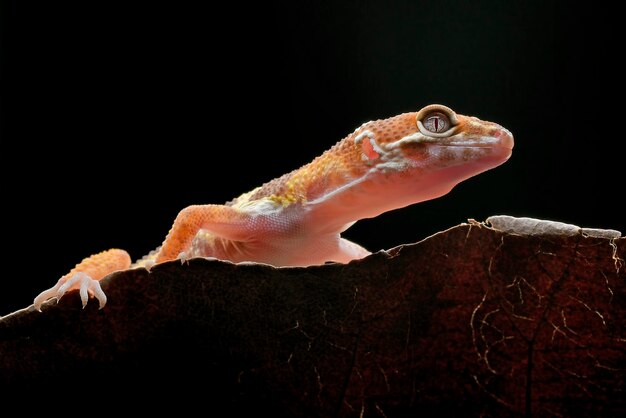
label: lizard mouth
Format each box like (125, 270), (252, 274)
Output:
(443, 128), (514, 150)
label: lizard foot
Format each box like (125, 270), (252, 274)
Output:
(34, 272), (107, 311)
(177, 251), (191, 264)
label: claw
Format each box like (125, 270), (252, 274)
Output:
(79, 275), (90, 308)
(33, 279), (63, 311)
(92, 281), (107, 309)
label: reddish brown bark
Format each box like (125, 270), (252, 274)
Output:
(1, 217), (624, 416)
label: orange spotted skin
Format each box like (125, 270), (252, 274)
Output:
(63, 249), (131, 281)
(243, 138), (369, 207)
(34, 104), (514, 309)
(239, 113), (423, 207)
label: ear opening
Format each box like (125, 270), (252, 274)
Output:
(361, 137), (381, 160)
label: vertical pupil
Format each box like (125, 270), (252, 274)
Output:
(423, 113), (449, 133)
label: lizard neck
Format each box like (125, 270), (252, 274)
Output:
(300, 165), (454, 234)
(303, 144), (512, 234)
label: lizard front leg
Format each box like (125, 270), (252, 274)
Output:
(155, 204), (255, 263)
(33, 205), (254, 310)
(34, 248), (131, 311)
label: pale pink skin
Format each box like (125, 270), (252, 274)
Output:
(34, 104), (513, 310)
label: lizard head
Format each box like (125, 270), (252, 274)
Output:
(355, 104), (513, 173)
(348, 104), (514, 209)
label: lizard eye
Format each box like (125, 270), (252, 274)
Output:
(422, 112), (450, 133)
(416, 104), (458, 137)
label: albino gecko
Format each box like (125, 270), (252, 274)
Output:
(34, 104), (514, 310)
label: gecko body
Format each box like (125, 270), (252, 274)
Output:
(34, 104), (513, 310)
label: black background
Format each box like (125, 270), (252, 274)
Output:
(1, 1), (623, 314)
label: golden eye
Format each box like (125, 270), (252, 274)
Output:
(422, 112), (450, 133)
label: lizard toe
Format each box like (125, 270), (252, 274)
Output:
(33, 280), (63, 311)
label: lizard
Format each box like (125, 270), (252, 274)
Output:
(33, 104), (514, 311)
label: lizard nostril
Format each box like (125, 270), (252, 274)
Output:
(494, 128), (514, 150)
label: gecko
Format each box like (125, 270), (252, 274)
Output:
(33, 104), (514, 310)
